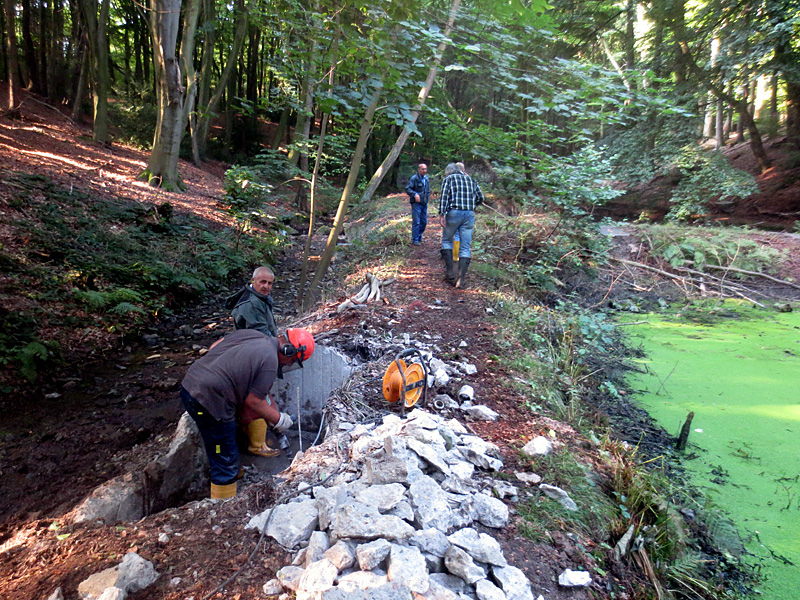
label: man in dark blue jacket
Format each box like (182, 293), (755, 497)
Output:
(405, 162), (430, 246)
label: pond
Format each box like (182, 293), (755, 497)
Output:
(627, 306), (800, 600)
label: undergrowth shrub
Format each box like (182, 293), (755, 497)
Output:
(601, 115), (757, 222)
(0, 313), (61, 385)
(0, 172), (283, 385)
(644, 225), (784, 273)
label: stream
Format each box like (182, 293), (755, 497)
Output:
(627, 305), (800, 600)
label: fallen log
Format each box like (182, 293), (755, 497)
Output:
(337, 275), (395, 313)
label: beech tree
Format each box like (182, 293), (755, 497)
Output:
(139, 0), (201, 190)
(77, 0), (111, 143)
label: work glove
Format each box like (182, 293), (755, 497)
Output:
(272, 412), (294, 434)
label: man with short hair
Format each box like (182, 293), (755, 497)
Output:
(405, 162), (430, 246)
(226, 266), (278, 336)
(180, 327), (315, 498)
(439, 162), (485, 288)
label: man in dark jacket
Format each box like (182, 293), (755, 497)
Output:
(226, 266), (278, 336)
(405, 162), (430, 246)
(224, 266), (280, 457)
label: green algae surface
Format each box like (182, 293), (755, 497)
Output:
(628, 307), (800, 600)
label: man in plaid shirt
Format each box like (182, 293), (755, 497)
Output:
(438, 163), (484, 288)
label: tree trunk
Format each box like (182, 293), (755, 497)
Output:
(38, 0), (48, 97)
(302, 90), (381, 311)
(48, 0), (64, 102)
(77, 0), (111, 144)
(767, 75), (778, 138)
(736, 83), (747, 144)
(624, 0), (635, 69)
(3, 0), (20, 110)
(679, 42), (771, 171)
(72, 44), (89, 119)
(703, 39), (720, 140)
(193, 0), (247, 162)
(140, 0), (198, 190)
(296, 112), (329, 310)
(272, 105), (290, 149)
(357, 0), (461, 205)
(21, 0), (41, 92)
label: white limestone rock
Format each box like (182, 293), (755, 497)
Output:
(521, 436), (552, 457)
(409, 528), (451, 557)
(492, 565), (534, 600)
(325, 540), (356, 571)
(462, 405), (500, 421)
(473, 492), (510, 528)
(558, 569), (592, 587)
(539, 484), (578, 511)
(356, 539), (392, 571)
(447, 528), (507, 567)
(408, 475), (454, 532)
(476, 578), (507, 600)
(444, 545), (487, 584)
(298, 559), (339, 593)
(387, 543), (430, 594)
(329, 500), (414, 542)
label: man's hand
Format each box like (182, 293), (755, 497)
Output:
(272, 412), (294, 434)
(414, 194), (421, 203)
(439, 215), (446, 227)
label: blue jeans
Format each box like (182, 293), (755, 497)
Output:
(181, 386), (240, 485)
(411, 202), (428, 243)
(441, 210), (475, 258)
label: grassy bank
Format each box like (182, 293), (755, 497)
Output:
(0, 172), (286, 390)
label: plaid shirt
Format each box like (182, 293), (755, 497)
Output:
(439, 172), (484, 215)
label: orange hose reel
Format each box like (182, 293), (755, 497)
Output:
(382, 349), (428, 413)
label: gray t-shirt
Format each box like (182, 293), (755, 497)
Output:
(182, 330), (278, 422)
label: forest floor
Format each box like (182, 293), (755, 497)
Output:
(2, 90), (800, 599)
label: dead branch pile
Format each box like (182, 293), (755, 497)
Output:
(336, 273), (395, 313)
(605, 256), (800, 307)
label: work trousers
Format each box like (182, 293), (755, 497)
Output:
(441, 210), (475, 258)
(180, 386), (239, 485)
(411, 202), (428, 243)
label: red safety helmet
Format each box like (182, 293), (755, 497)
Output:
(280, 328), (316, 366)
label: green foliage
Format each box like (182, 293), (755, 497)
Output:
(107, 101), (160, 149)
(533, 147), (625, 218)
(224, 165), (274, 211)
(666, 150), (758, 222)
(645, 225), (784, 274)
(602, 439), (688, 562)
(602, 116), (757, 222)
(73, 287), (146, 313)
(0, 313), (61, 383)
(518, 448), (617, 542)
(0, 172), (284, 387)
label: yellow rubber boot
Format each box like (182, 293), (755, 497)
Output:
(210, 481), (237, 499)
(245, 419), (280, 457)
(452, 240), (460, 262)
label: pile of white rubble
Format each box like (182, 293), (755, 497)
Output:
(246, 408), (550, 600)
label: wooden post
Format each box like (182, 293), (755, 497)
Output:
(676, 411), (694, 451)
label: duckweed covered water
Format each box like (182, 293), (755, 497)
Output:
(628, 306), (800, 600)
